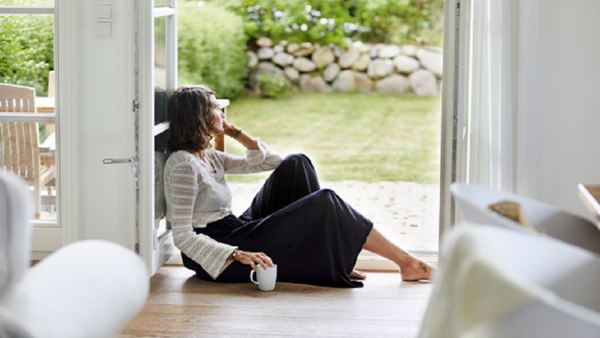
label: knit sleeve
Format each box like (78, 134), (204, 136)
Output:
(167, 161), (237, 279)
(216, 139), (283, 174)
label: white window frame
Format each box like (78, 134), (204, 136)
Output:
(0, 2), (81, 258)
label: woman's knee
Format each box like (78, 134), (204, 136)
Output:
(282, 153), (312, 168)
(311, 188), (337, 202)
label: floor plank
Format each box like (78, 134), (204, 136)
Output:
(117, 266), (433, 338)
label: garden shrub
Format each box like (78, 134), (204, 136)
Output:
(205, 0), (444, 46)
(257, 73), (289, 99)
(354, 0), (444, 46)
(0, 2), (54, 96)
(178, 2), (248, 98)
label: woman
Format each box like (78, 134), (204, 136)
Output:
(164, 85), (434, 288)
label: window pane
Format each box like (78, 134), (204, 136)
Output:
(0, 121), (56, 220)
(0, 13), (54, 96)
(154, 16), (167, 90)
(154, 0), (167, 8)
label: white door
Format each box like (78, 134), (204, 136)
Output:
(137, 0), (178, 275)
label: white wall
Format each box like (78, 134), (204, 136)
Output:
(517, 0), (600, 218)
(77, 0), (136, 248)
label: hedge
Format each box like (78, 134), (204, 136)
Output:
(178, 2), (248, 98)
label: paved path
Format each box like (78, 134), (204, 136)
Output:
(229, 181), (440, 253)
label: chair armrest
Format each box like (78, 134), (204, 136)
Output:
(0, 240), (149, 338)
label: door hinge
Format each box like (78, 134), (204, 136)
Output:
(132, 100), (139, 112)
(135, 243), (139, 254)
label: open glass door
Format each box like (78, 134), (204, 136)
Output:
(439, 0), (468, 245)
(138, 0), (177, 275)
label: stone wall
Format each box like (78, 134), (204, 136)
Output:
(247, 37), (443, 95)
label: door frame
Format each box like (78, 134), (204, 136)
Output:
(138, 0), (178, 275)
(439, 0), (469, 248)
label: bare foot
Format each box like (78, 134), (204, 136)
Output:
(350, 269), (367, 280)
(399, 258), (436, 282)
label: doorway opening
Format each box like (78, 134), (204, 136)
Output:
(173, 0), (447, 269)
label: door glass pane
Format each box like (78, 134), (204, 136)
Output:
(154, 130), (169, 236)
(0, 11), (56, 221)
(154, 16), (167, 90)
(154, 12), (170, 236)
(0, 121), (57, 220)
(154, 0), (167, 8)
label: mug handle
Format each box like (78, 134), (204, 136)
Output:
(250, 270), (259, 285)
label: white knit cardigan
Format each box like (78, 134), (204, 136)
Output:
(164, 140), (283, 279)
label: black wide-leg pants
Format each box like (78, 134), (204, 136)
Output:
(181, 154), (374, 288)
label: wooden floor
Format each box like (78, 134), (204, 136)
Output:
(117, 266), (433, 338)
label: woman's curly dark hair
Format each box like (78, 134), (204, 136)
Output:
(167, 85), (216, 153)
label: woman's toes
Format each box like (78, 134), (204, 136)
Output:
(350, 269), (367, 280)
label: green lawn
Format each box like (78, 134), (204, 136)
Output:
(223, 92), (442, 184)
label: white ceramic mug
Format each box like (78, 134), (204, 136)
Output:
(250, 265), (277, 292)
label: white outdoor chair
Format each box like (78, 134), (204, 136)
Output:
(0, 83), (56, 218)
(451, 182), (600, 255)
(419, 225), (600, 338)
(0, 172), (149, 338)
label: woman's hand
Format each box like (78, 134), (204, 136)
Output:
(234, 250), (275, 271)
(221, 115), (237, 137)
